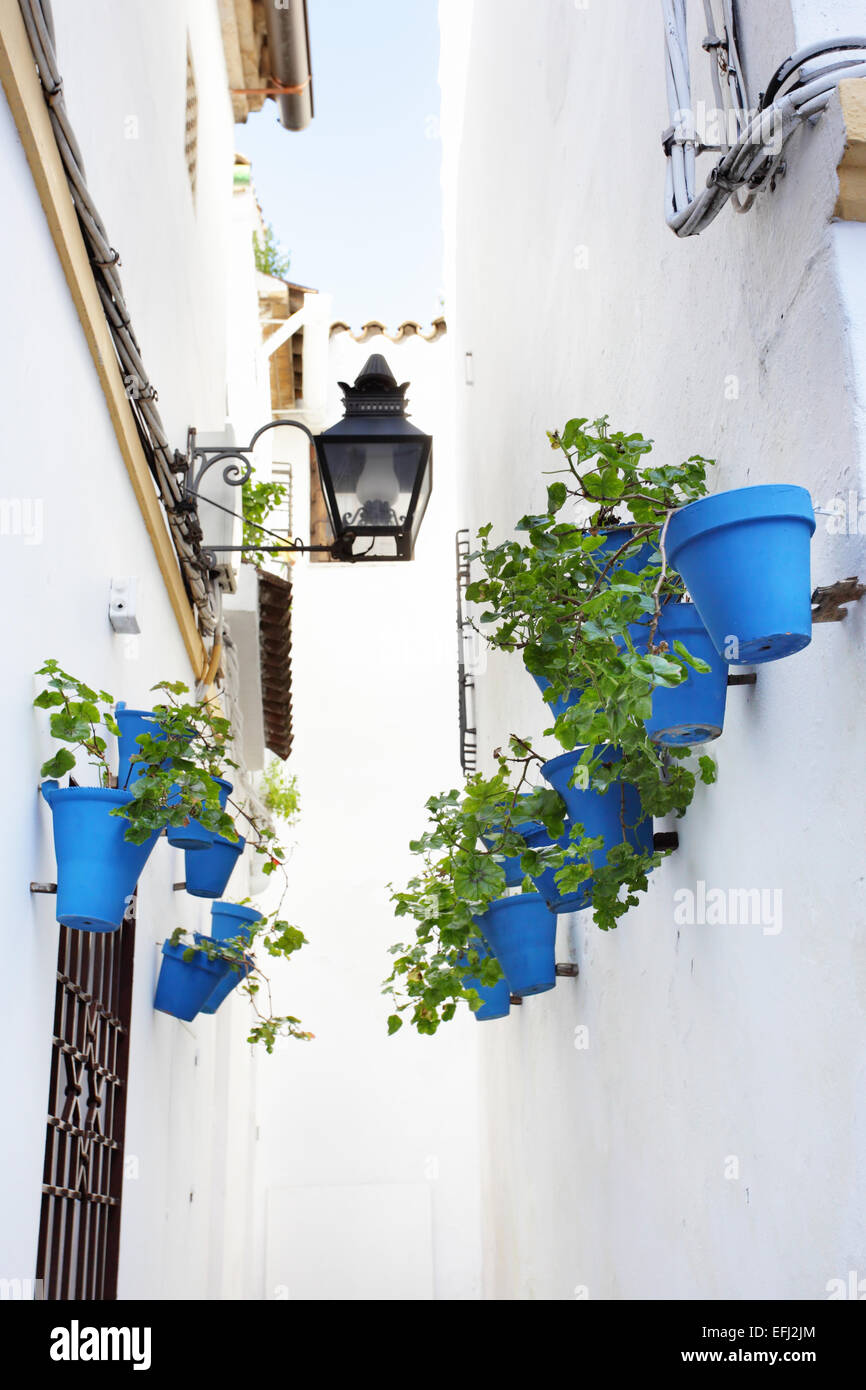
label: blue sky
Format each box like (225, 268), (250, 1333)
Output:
(236, 0), (442, 329)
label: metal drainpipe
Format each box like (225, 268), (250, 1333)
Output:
(263, 0), (314, 131)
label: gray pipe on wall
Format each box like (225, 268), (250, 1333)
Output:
(263, 0), (314, 131)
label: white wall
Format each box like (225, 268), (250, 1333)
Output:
(0, 0), (268, 1299)
(441, 0), (866, 1299)
(252, 326), (483, 1301)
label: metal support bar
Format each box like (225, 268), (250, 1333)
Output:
(172, 882), (186, 892)
(811, 576), (866, 622)
(30, 882), (57, 893)
(728, 672), (757, 686)
(555, 962), (580, 977)
(653, 831), (679, 852)
(509, 994), (523, 1006)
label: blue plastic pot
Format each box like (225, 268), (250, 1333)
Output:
(166, 777), (233, 851)
(183, 832), (245, 899)
(515, 821), (589, 913)
(199, 954), (252, 1015)
(529, 672), (583, 720)
(115, 703), (194, 790)
(475, 894), (557, 997)
(481, 814), (541, 890)
(41, 783), (160, 932)
(642, 602), (729, 744)
(527, 620), (652, 721)
(480, 794), (540, 887)
(665, 485), (816, 663)
(154, 935), (231, 1021)
(457, 939), (511, 1021)
(210, 900), (264, 942)
(541, 750), (653, 863)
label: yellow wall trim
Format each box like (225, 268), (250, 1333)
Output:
(0, 0), (208, 679)
(836, 79), (866, 222)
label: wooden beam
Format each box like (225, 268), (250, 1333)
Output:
(836, 79), (866, 222)
(0, 0), (208, 679)
(261, 305), (306, 359)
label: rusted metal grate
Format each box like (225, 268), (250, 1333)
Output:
(35, 905), (136, 1300)
(456, 529), (478, 775)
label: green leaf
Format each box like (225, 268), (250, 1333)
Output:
(40, 748), (76, 778)
(547, 481), (568, 514)
(672, 639), (711, 674)
(387, 1014), (403, 1035)
(33, 690), (65, 708)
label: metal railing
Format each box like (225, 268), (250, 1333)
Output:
(455, 529), (478, 775)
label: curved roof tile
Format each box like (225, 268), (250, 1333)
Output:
(329, 316), (447, 343)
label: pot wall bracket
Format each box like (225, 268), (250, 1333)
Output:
(811, 577), (866, 623)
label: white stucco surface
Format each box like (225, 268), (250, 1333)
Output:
(440, 0), (866, 1299)
(0, 1), (267, 1299)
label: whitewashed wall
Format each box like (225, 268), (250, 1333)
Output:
(441, 0), (866, 1299)
(252, 326), (483, 1301)
(0, 1), (267, 1299)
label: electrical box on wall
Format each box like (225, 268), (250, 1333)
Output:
(109, 577), (141, 634)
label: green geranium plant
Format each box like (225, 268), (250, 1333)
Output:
(384, 418), (718, 1035)
(35, 663), (236, 844)
(35, 660), (309, 1049)
(168, 910), (312, 1053)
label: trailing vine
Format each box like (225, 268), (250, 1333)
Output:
(384, 418), (718, 1035)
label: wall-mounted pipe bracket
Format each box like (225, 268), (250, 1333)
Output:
(728, 672), (757, 686)
(812, 577), (866, 623)
(654, 831), (679, 852)
(30, 882), (57, 893)
(509, 994), (523, 1006)
(555, 963), (580, 978)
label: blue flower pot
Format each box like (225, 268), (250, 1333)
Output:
(183, 832), (245, 899)
(475, 894), (557, 997)
(527, 620), (652, 721)
(529, 672), (583, 720)
(665, 485), (816, 663)
(520, 821), (590, 913)
(154, 935), (231, 1021)
(642, 602), (729, 744)
(541, 750), (653, 864)
(197, 903), (263, 1013)
(481, 806), (542, 888)
(209, 900), (264, 942)
(457, 939), (511, 1021)
(166, 777), (233, 851)
(41, 782), (160, 932)
(199, 954), (252, 1015)
(115, 704), (194, 790)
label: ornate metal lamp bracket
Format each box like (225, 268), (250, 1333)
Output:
(180, 419), (316, 504)
(177, 420), (340, 569)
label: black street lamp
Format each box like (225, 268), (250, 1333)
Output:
(315, 355), (432, 560)
(181, 354), (433, 568)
